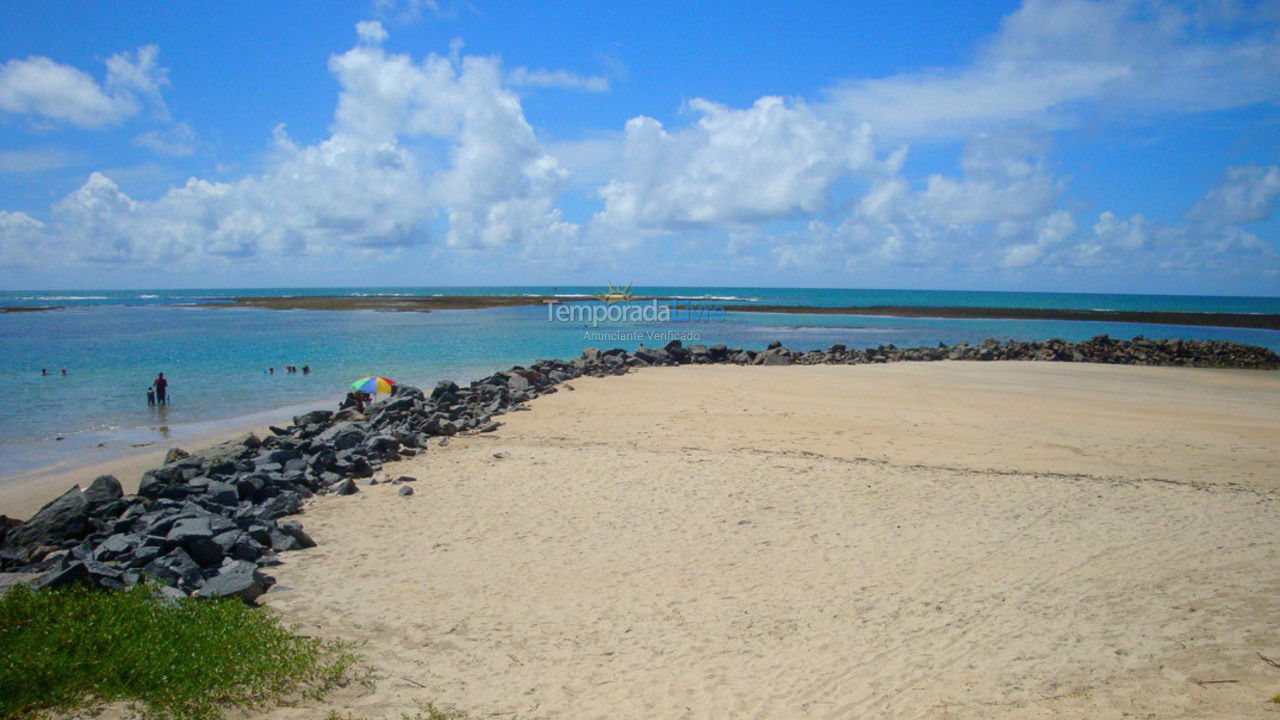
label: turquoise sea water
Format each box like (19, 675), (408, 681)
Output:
(2, 286), (1277, 480)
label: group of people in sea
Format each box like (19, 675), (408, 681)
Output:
(40, 368), (68, 376)
(146, 372), (168, 406)
(268, 365), (310, 375)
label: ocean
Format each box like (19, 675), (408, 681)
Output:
(2, 286), (1278, 480)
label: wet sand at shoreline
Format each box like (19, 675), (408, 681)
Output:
(241, 362), (1280, 719)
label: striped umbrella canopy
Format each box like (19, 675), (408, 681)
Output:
(350, 376), (395, 395)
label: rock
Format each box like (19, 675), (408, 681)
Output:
(137, 466), (183, 499)
(293, 409), (333, 427)
(393, 476), (417, 484)
(142, 548), (203, 590)
(195, 560), (274, 603)
(92, 533), (140, 562)
(507, 374), (532, 394)
(761, 349), (793, 366)
(204, 481), (239, 506)
(184, 536), (224, 567)
(333, 478), (359, 496)
(231, 534), (265, 562)
(31, 561), (90, 590)
(316, 422), (366, 451)
(277, 521), (316, 549)
(398, 485), (415, 497)
(3, 486), (91, 553)
(83, 475), (123, 507)
(163, 447), (190, 465)
(166, 517), (214, 545)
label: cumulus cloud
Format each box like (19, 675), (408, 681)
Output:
(0, 210), (48, 261)
(327, 27), (574, 247)
(594, 96), (877, 231)
(1185, 164), (1280, 225)
(0, 22), (577, 271)
(825, 0), (1280, 140)
(0, 46), (169, 128)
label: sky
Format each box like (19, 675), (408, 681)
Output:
(0, 0), (1278, 294)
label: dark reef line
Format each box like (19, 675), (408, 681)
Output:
(721, 304), (1280, 330)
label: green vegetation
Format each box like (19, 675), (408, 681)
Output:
(0, 583), (360, 720)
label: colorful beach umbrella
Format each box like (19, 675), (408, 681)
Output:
(350, 376), (395, 394)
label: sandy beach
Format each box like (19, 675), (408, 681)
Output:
(197, 361), (1278, 719)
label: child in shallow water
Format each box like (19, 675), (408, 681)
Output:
(146, 387), (156, 406)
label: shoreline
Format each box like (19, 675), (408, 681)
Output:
(3, 334), (1276, 521)
(0, 396), (342, 518)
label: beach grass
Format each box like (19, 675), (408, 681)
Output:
(0, 583), (360, 720)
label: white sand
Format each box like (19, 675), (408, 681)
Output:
(244, 362), (1280, 719)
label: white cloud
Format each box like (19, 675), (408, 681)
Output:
(0, 46), (169, 128)
(0, 210), (54, 268)
(372, 0), (444, 23)
(999, 210), (1078, 268)
(327, 30), (575, 247)
(1185, 164), (1280, 225)
(133, 122), (197, 156)
(594, 96), (877, 231)
(0, 148), (82, 174)
(1092, 211), (1150, 251)
(824, 0), (1280, 141)
(0, 22), (577, 271)
(507, 67), (609, 92)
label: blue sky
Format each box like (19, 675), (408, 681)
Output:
(1, 0), (1277, 294)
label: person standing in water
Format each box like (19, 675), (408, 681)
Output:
(153, 373), (168, 406)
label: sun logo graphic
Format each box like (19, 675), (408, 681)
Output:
(592, 282), (635, 304)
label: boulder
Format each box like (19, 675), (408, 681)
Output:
(167, 517), (215, 545)
(184, 536), (224, 567)
(195, 561), (274, 603)
(204, 481), (240, 506)
(92, 533), (141, 562)
(83, 475), (123, 507)
(31, 561), (90, 591)
(398, 485), (415, 497)
(293, 409), (333, 427)
(142, 548), (203, 590)
(3, 486), (91, 553)
(277, 520), (316, 549)
(316, 422), (366, 451)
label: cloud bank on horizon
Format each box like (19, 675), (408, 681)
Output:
(0, 0), (1277, 294)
